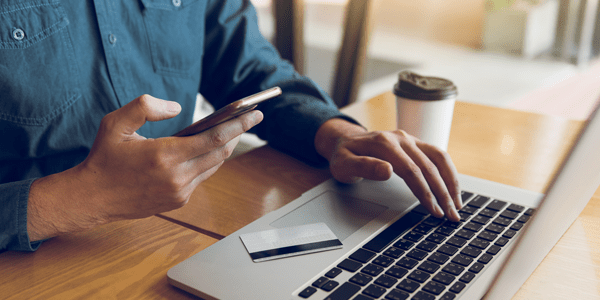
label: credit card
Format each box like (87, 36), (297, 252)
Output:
(239, 223), (343, 262)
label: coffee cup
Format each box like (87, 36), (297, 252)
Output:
(393, 71), (458, 151)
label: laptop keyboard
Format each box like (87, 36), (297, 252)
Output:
(296, 191), (534, 300)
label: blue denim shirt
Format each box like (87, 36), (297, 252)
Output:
(0, 0), (350, 251)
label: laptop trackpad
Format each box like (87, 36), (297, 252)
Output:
(269, 191), (388, 241)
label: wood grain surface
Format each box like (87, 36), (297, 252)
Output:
(0, 217), (216, 300)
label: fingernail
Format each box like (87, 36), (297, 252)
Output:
(434, 205), (444, 217)
(166, 101), (181, 113)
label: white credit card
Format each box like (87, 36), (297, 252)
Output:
(239, 222), (343, 262)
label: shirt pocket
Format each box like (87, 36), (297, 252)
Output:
(0, 1), (81, 126)
(140, 0), (205, 78)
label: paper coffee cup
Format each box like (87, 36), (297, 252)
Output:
(394, 71), (457, 151)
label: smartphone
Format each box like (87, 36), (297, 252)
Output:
(173, 87), (282, 137)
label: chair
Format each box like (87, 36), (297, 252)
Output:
(273, 0), (378, 107)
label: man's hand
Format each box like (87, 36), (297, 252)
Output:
(27, 94), (263, 241)
(315, 118), (462, 221)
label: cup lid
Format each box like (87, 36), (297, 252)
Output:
(393, 71), (457, 101)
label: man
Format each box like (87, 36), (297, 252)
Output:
(0, 0), (461, 252)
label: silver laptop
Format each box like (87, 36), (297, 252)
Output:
(168, 99), (600, 300)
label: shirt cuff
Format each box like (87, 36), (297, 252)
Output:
(0, 178), (43, 252)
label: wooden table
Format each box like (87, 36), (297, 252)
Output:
(1, 92), (598, 299)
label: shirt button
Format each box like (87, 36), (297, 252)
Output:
(12, 28), (25, 41)
(172, 0), (181, 7)
(109, 33), (117, 44)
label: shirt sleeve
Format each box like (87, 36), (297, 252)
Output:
(200, 0), (359, 166)
(0, 179), (43, 252)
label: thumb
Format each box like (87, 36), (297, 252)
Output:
(111, 94), (182, 135)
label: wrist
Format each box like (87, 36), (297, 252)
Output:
(314, 118), (367, 162)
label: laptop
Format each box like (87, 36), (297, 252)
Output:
(168, 99), (600, 300)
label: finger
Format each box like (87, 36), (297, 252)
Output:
(417, 141), (462, 209)
(106, 94), (182, 135)
(173, 110), (263, 161)
(330, 148), (393, 183)
(402, 140), (460, 222)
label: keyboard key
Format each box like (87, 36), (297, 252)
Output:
(506, 203), (525, 213)
(449, 281), (467, 294)
(385, 289), (410, 300)
(478, 231), (498, 242)
(386, 265), (409, 279)
(422, 281), (446, 295)
(396, 257), (419, 269)
(479, 208), (498, 218)
(438, 244), (459, 256)
(363, 212), (425, 253)
(350, 248), (376, 263)
(408, 270), (431, 283)
(524, 208), (535, 215)
(472, 214), (491, 225)
(322, 280), (339, 291)
(447, 236), (468, 248)
(492, 216), (512, 227)
(407, 249), (429, 261)
(397, 279), (420, 293)
(469, 262), (485, 273)
(323, 282), (360, 300)
(373, 255), (395, 267)
(461, 191), (474, 202)
(469, 238), (490, 250)
(485, 224), (505, 235)
(353, 295), (372, 300)
(413, 224), (435, 235)
(312, 277), (329, 288)
(486, 199), (507, 211)
(503, 230), (517, 239)
(444, 220), (463, 229)
(510, 222), (524, 231)
(468, 195), (490, 208)
(363, 284), (387, 298)
(423, 216), (445, 227)
(325, 268), (343, 278)
(428, 252), (450, 265)
(418, 261), (441, 273)
(459, 272), (476, 283)
(517, 215), (531, 223)
(338, 259), (362, 272)
(435, 226), (456, 236)
(383, 247), (405, 259)
(461, 246), (482, 258)
(393, 239), (414, 251)
(458, 212), (470, 222)
(426, 233), (447, 244)
(441, 292), (457, 300)
(417, 241), (438, 252)
(451, 254), (473, 267)
(404, 231), (424, 243)
(487, 245), (502, 255)
(456, 229), (476, 240)
(349, 273), (373, 286)
(460, 205), (478, 215)
(478, 253), (494, 264)
(495, 237), (509, 247)
(361, 264), (384, 277)
(413, 291), (436, 300)
(500, 210), (519, 220)
(463, 222), (483, 232)
(374, 274), (398, 289)
(432, 272), (456, 285)
(299, 286), (317, 298)
(442, 263), (465, 276)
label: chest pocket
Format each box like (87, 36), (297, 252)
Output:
(140, 0), (205, 78)
(0, 1), (80, 125)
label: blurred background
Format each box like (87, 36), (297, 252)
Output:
(250, 0), (600, 120)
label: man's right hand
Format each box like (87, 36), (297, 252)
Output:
(26, 95), (263, 241)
